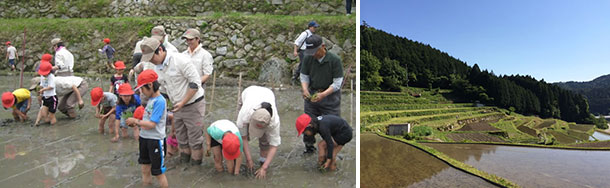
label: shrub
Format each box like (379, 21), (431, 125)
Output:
(404, 126), (433, 140)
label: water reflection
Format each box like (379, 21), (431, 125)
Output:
(589, 131), (610, 141)
(424, 143), (610, 188)
(360, 134), (496, 187)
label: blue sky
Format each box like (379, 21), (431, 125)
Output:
(361, 0), (610, 82)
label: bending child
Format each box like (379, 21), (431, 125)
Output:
(90, 87), (117, 134)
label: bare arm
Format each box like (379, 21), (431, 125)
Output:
(241, 135), (254, 170)
(126, 117), (157, 130)
(201, 75), (210, 85)
(71, 85), (83, 104)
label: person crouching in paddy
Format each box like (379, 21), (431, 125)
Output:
(2, 88), (31, 122)
(125, 70), (168, 188)
(295, 113), (353, 171)
(113, 83), (141, 142)
(206, 119), (242, 175)
(34, 59), (57, 126)
(90, 87), (117, 135)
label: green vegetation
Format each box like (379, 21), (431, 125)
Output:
(404, 126), (432, 140)
(556, 74), (610, 115)
(361, 87), (604, 147)
(361, 24), (594, 124)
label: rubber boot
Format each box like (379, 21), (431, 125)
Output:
(180, 153), (190, 164)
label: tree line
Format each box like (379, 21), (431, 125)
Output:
(361, 24), (603, 126)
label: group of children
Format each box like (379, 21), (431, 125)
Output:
(2, 32), (353, 188)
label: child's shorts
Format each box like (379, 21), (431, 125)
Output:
(42, 96), (58, 113)
(138, 137), (167, 176)
(8, 59), (14, 66)
(15, 99), (28, 113)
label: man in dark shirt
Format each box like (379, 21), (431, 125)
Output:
(299, 34), (344, 154)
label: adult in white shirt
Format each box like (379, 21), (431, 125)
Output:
(181, 28), (214, 87)
(140, 37), (206, 165)
(236, 86), (281, 179)
(5, 41), (17, 71)
(30, 76), (88, 119)
(51, 38), (75, 76)
(292, 21), (319, 84)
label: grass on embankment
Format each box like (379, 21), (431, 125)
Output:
(378, 133), (520, 188)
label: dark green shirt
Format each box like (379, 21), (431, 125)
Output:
(300, 52), (343, 90)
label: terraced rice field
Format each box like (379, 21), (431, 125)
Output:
(446, 133), (506, 142)
(458, 120), (501, 131)
(361, 88), (596, 145)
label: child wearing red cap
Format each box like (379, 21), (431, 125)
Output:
(99, 38), (115, 69)
(110, 61), (128, 95)
(2, 88), (31, 122)
(206, 119), (243, 175)
(112, 83), (141, 142)
(5, 41), (18, 71)
(91, 87), (118, 134)
(295, 113), (352, 171)
(34, 58), (57, 126)
(125, 70), (168, 187)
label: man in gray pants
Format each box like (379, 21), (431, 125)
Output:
(299, 34), (343, 154)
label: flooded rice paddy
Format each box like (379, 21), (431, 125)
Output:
(423, 143), (610, 188)
(589, 131), (610, 141)
(360, 134), (497, 188)
(0, 75), (356, 187)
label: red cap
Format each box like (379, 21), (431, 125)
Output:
(90, 87), (104, 106)
(118, 83), (134, 95)
(114, 61), (126, 70)
(295, 113), (312, 137)
(2, 92), (15, 108)
(133, 106), (145, 120)
(135, 70), (158, 90)
(222, 132), (240, 160)
(103, 38), (110, 44)
(38, 61), (53, 76)
(41, 53), (53, 62)
(5, 41), (10, 45)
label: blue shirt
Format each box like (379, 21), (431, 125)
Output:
(115, 95), (141, 127)
(140, 95), (166, 140)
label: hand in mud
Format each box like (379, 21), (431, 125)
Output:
(255, 168), (267, 179)
(246, 159), (255, 172)
(322, 159), (331, 169)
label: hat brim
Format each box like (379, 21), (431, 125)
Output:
(119, 90), (135, 96)
(2, 97), (14, 109)
(222, 147), (240, 160)
(141, 53), (154, 63)
(115, 66), (126, 70)
(28, 84), (38, 91)
(181, 35), (196, 40)
(303, 46), (321, 56)
(248, 124), (266, 140)
(91, 97), (102, 106)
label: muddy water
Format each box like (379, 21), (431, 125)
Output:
(589, 131), (610, 141)
(0, 76), (356, 187)
(423, 143), (610, 188)
(360, 134), (497, 188)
